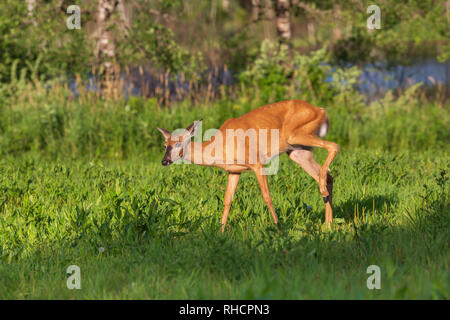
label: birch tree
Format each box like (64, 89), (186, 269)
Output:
(95, 0), (119, 92)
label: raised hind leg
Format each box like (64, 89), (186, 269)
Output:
(287, 135), (338, 198)
(288, 142), (337, 225)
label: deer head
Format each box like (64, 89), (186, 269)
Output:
(157, 119), (202, 166)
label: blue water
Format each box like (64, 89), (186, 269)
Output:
(358, 60), (449, 98)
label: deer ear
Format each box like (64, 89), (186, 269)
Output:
(157, 127), (171, 140)
(185, 119), (202, 137)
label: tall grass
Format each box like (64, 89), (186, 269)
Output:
(0, 77), (448, 160)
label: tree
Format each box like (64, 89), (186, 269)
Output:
(26, 0), (37, 25)
(274, 0), (291, 46)
(249, 0), (291, 50)
(95, 0), (119, 92)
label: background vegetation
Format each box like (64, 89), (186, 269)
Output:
(0, 0), (448, 299)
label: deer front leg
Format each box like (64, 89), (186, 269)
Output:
(324, 173), (333, 224)
(253, 167), (279, 226)
(221, 173), (241, 233)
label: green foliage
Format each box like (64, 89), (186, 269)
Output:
(332, 0), (449, 64)
(119, 21), (205, 77)
(0, 0), (207, 84)
(0, 79), (448, 160)
(239, 42), (366, 107)
(0, 0), (448, 86)
(293, 48), (341, 106)
(239, 40), (291, 102)
(0, 0), (92, 83)
(437, 42), (450, 63)
(0, 149), (448, 298)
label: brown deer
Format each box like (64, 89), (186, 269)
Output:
(157, 100), (339, 232)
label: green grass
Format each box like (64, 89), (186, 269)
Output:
(1, 93), (449, 159)
(0, 87), (449, 299)
(0, 148), (448, 299)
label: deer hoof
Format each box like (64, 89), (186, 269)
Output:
(323, 196), (329, 203)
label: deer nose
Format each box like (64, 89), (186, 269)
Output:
(162, 159), (170, 166)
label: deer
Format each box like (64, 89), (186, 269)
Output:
(157, 100), (339, 232)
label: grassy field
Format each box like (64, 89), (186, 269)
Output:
(0, 148), (448, 299)
(0, 93), (449, 299)
(0, 0), (449, 301)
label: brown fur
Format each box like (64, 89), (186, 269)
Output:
(158, 100), (339, 232)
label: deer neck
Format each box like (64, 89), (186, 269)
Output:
(183, 140), (215, 166)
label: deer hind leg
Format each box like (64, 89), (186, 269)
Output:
(289, 148), (320, 182)
(287, 134), (339, 225)
(221, 173), (241, 233)
(289, 149), (334, 224)
(252, 167), (279, 226)
(288, 148), (334, 197)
